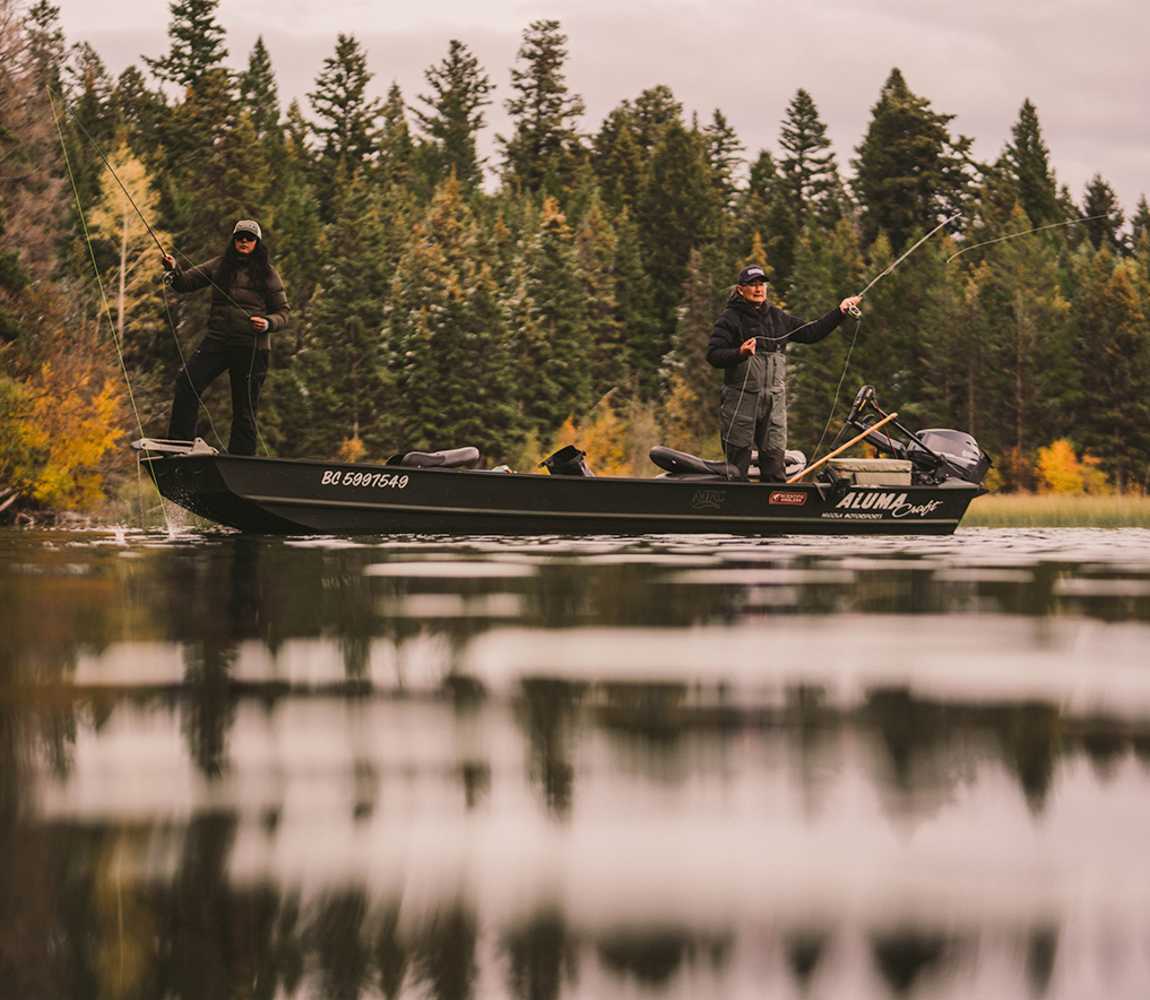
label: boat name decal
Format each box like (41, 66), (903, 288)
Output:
(768, 491), (807, 506)
(827, 491), (945, 519)
(321, 470), (410, 490)
(690, 489), (725, 511)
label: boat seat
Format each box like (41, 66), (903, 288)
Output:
(649, 446), (742, 479)
(390, 446), (481, 469)
(650, 446), (808, 480)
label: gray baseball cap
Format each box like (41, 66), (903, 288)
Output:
(232, 219), (263, 240)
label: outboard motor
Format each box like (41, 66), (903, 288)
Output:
(845, 385), (992, 486)
(911, 429), (992, 485)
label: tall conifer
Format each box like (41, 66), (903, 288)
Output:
(413, 40), (493, 192)
(1070, 251), (1150, 489)
(500, 20), (585, 196)
(778, 88), (844, 229)
(1006, 99), (1059, 227)
(1081, 174), (1126, 254)
(308, 34), (381, 201)
(852, 68), (972, 250)
(144, 0), (227, 91)
(387, 177), (519, 460)
(575, 192), (623, 400)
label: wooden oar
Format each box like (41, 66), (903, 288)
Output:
(785, 411), (899, 484)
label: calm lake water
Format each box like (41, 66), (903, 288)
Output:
(4, 524), (1150, 999)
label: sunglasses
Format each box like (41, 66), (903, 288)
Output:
(234, 233), (258, 243)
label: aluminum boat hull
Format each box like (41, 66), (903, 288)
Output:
(142, 453), (983, 536)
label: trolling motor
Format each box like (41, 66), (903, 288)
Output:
(843, 386), (992, 486)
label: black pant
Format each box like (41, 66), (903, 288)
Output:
(167, 341), (269, 455)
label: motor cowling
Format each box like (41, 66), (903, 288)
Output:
(911, 429), (992, 485)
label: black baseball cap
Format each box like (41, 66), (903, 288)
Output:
(737, 265), (767, 285)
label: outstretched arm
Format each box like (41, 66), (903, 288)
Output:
(163, 255), (219, 294)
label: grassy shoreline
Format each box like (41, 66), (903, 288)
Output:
(964, 493), (1150, 528)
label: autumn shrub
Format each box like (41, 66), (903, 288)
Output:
(1035, 438), (1111, 494)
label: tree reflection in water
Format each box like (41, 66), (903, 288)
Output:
(5, 530), (1150, 996)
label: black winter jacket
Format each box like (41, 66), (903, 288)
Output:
(170, 256), (290, 350)
(706, 294), (843, 386)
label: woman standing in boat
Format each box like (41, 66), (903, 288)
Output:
(706, 264), (860, 482)
(161, 220), (290, 455)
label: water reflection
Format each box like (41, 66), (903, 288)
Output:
(3, 527), (1150, 997)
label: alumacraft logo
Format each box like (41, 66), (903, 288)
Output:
(829, 491), (945, 519)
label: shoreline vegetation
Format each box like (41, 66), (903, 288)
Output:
(964, 493), (1150, 528)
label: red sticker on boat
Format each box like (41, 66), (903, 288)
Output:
(769, 491), (807, 506)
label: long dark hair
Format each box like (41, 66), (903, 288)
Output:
(214, 237), (271, 297)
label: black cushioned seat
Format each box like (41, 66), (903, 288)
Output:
(389, 446), (481, 469)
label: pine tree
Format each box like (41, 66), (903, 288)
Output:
(1070, 250), (1150, 489)
(24, 0), (65, 95)
(144, 0), (227, 91)
(522, 196), (591, 431)
(635, 119), (722, 390)
(286, 174), (391, 458)
(378, 83), (415, 190)
(1081, 174), (1126, 254)
(239, 37), (282, 158)
(499, 20), (586, 196)
(968, 204), (1069, 486)
(631, 85), (683, 153)
(307, 34), (381, 200)
(785, 218), (866, 453)
(62, 42), (118, 214)
(778, 88), (844, 230)
(1006, 99), (1060, 227)
(591, 104), (644, 214)
(114, 65), (166, 153)
(704, 109), (743, 214)
(413, 39), (493, 192)
(1131, 195), (1150, 251)
(574, 191), (623, 400)
(386, 176), (520, 461)
(613, 208), (662, 397)
(852, 68), (973, 250)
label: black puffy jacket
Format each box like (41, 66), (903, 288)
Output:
(706, 294), (843, 386)
(170, 256), (290, 349)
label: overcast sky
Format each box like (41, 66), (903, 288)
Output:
(50, 0), (1150, 214)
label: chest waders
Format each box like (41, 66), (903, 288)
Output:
(720, 351), (787, 481)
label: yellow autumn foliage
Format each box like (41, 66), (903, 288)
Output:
(1035, 438), (1112, 495)
(3, 364), (124, 510)
(337, 435), (366, 463)
(547, 394), (663, 478)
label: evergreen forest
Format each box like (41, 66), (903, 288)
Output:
(3, 0), (1150, 517)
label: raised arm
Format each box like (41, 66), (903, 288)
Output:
(165, 256), (221, 294)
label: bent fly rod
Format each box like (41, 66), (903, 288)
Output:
(845, 211), (962, 316)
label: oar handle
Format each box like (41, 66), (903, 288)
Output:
(785, 410), (900, 484)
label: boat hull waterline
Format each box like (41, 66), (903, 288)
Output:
(142, 453), (983, 536)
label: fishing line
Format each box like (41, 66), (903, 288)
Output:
(719, 213), (958, 480)
(62, 95), (272, 456)
(47, 84), (168, 529)
(944, 214), (1105, 264)
(160, 280), (225, 450)
(807, 313), (863, 466)
(854, 212), (962, 306)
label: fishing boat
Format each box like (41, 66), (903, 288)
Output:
(133, 386), (990, 536)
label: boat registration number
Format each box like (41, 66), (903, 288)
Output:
(321, 470), (409, 489)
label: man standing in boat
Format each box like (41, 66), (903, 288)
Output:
(161, 220), (290, 455)
(707, 265), (860, 482)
